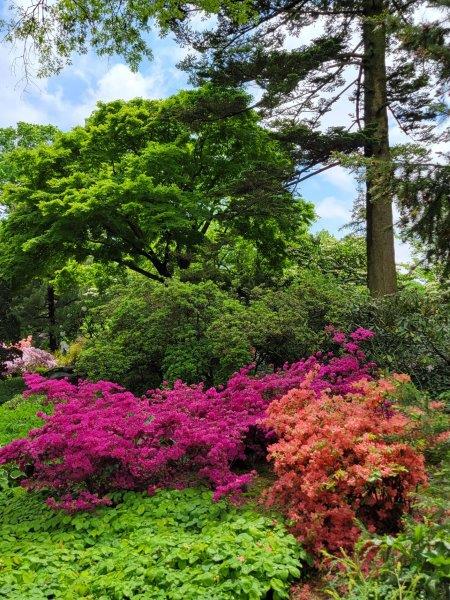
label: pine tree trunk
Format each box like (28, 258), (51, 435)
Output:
(47, 285), (58, 352)
(363, 0), (397, 296)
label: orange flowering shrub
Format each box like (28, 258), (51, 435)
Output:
(265, 376), (427, 556)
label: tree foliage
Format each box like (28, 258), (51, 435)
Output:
(0, 86), (312, 283)
(3, 0), (448, 294)
(0, 122), (59, 186)
(395, 154), (449, 273)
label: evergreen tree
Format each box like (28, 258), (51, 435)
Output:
(173, 0), (449, 295)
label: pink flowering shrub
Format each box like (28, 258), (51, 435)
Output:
(0, 328), (379, 511)
(0, 374), (266, 510)
(3, 337), (57, 375)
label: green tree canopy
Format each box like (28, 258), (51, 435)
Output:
(2, 1), (448, 294)
(0, 122), (59, 185)
(0, 122), (61, 346)
(0, 86), (313, 284)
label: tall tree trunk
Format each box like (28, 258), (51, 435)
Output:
(47, 285), (58, 352)
(363, 0), (397, 296)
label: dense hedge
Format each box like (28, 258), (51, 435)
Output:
(0, 487), (305, 600)
(75, 275), (357, 392)
(73, 276), (449, 396)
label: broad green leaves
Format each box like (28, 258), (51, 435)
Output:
(0, 487), (304, 599)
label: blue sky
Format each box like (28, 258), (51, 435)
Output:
(0, 14), (416, 263)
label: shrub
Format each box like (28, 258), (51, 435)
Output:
(76, 274), (364, 392)
(56, 337), (85, 367)
(76, 279), (252, 392)
(346, 285), (450, 395)
(3, 337), (57, 375)
(0, 377), (24, 405)
(0, 330), (377, 510)
(0, 487), (305, 600)
(391, 379), (450, 468)
(322, 394), (450, 598)
(264, 376), (427, 556)
(0, 345), (21, 378)
(230, 270), (365, 369)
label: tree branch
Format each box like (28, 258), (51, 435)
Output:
(290, 161), (341, 185)
(118, 259), (165, 282)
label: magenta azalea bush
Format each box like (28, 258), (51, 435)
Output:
(0, 328), (377, 511)
(3, 337), (57, 376)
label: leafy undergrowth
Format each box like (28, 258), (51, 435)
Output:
(0, 487), (306, 600)
(0, 393), (50, 447)
(322, 519), (450, 600)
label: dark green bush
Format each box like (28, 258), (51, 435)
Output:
(346, 285), (450, 395)
(0, 377), (24, 405)
(0, 487), (305, 599)
(76, 279), (252, 392)
(76, 273), (362, 392)
(75, 270), (448, 395)
(242, 270), (363, 367)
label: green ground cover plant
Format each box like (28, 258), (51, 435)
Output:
(0, 487), (305, 600)
(0, 393), (50, 490)
(324, 520), (450, 600)
(0, 393), (49, 447)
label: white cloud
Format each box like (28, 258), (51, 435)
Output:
(395, 238), (413, 265)
(393, 206), (413, 265)
(68, 62), (170, 125)
(284, 21), (325, 49)
(321, 165), (356, 193)
(0, 44), (54, 126)
(315, 195), (351, 221)
(0, 41), (183, 130)
(98, 63), (164, 100)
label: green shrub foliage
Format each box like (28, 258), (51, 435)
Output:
(76, 273), (359, 391)
(348, 285), (450, 394)
(0, 377), (24, 405)
(76, 279), (252, 391)
(325, 521), (450, 600)
(0, 487), (305, 599)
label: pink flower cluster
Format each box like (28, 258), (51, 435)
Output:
(2, 336), (57, 375)
(0, 328), (378, 511)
